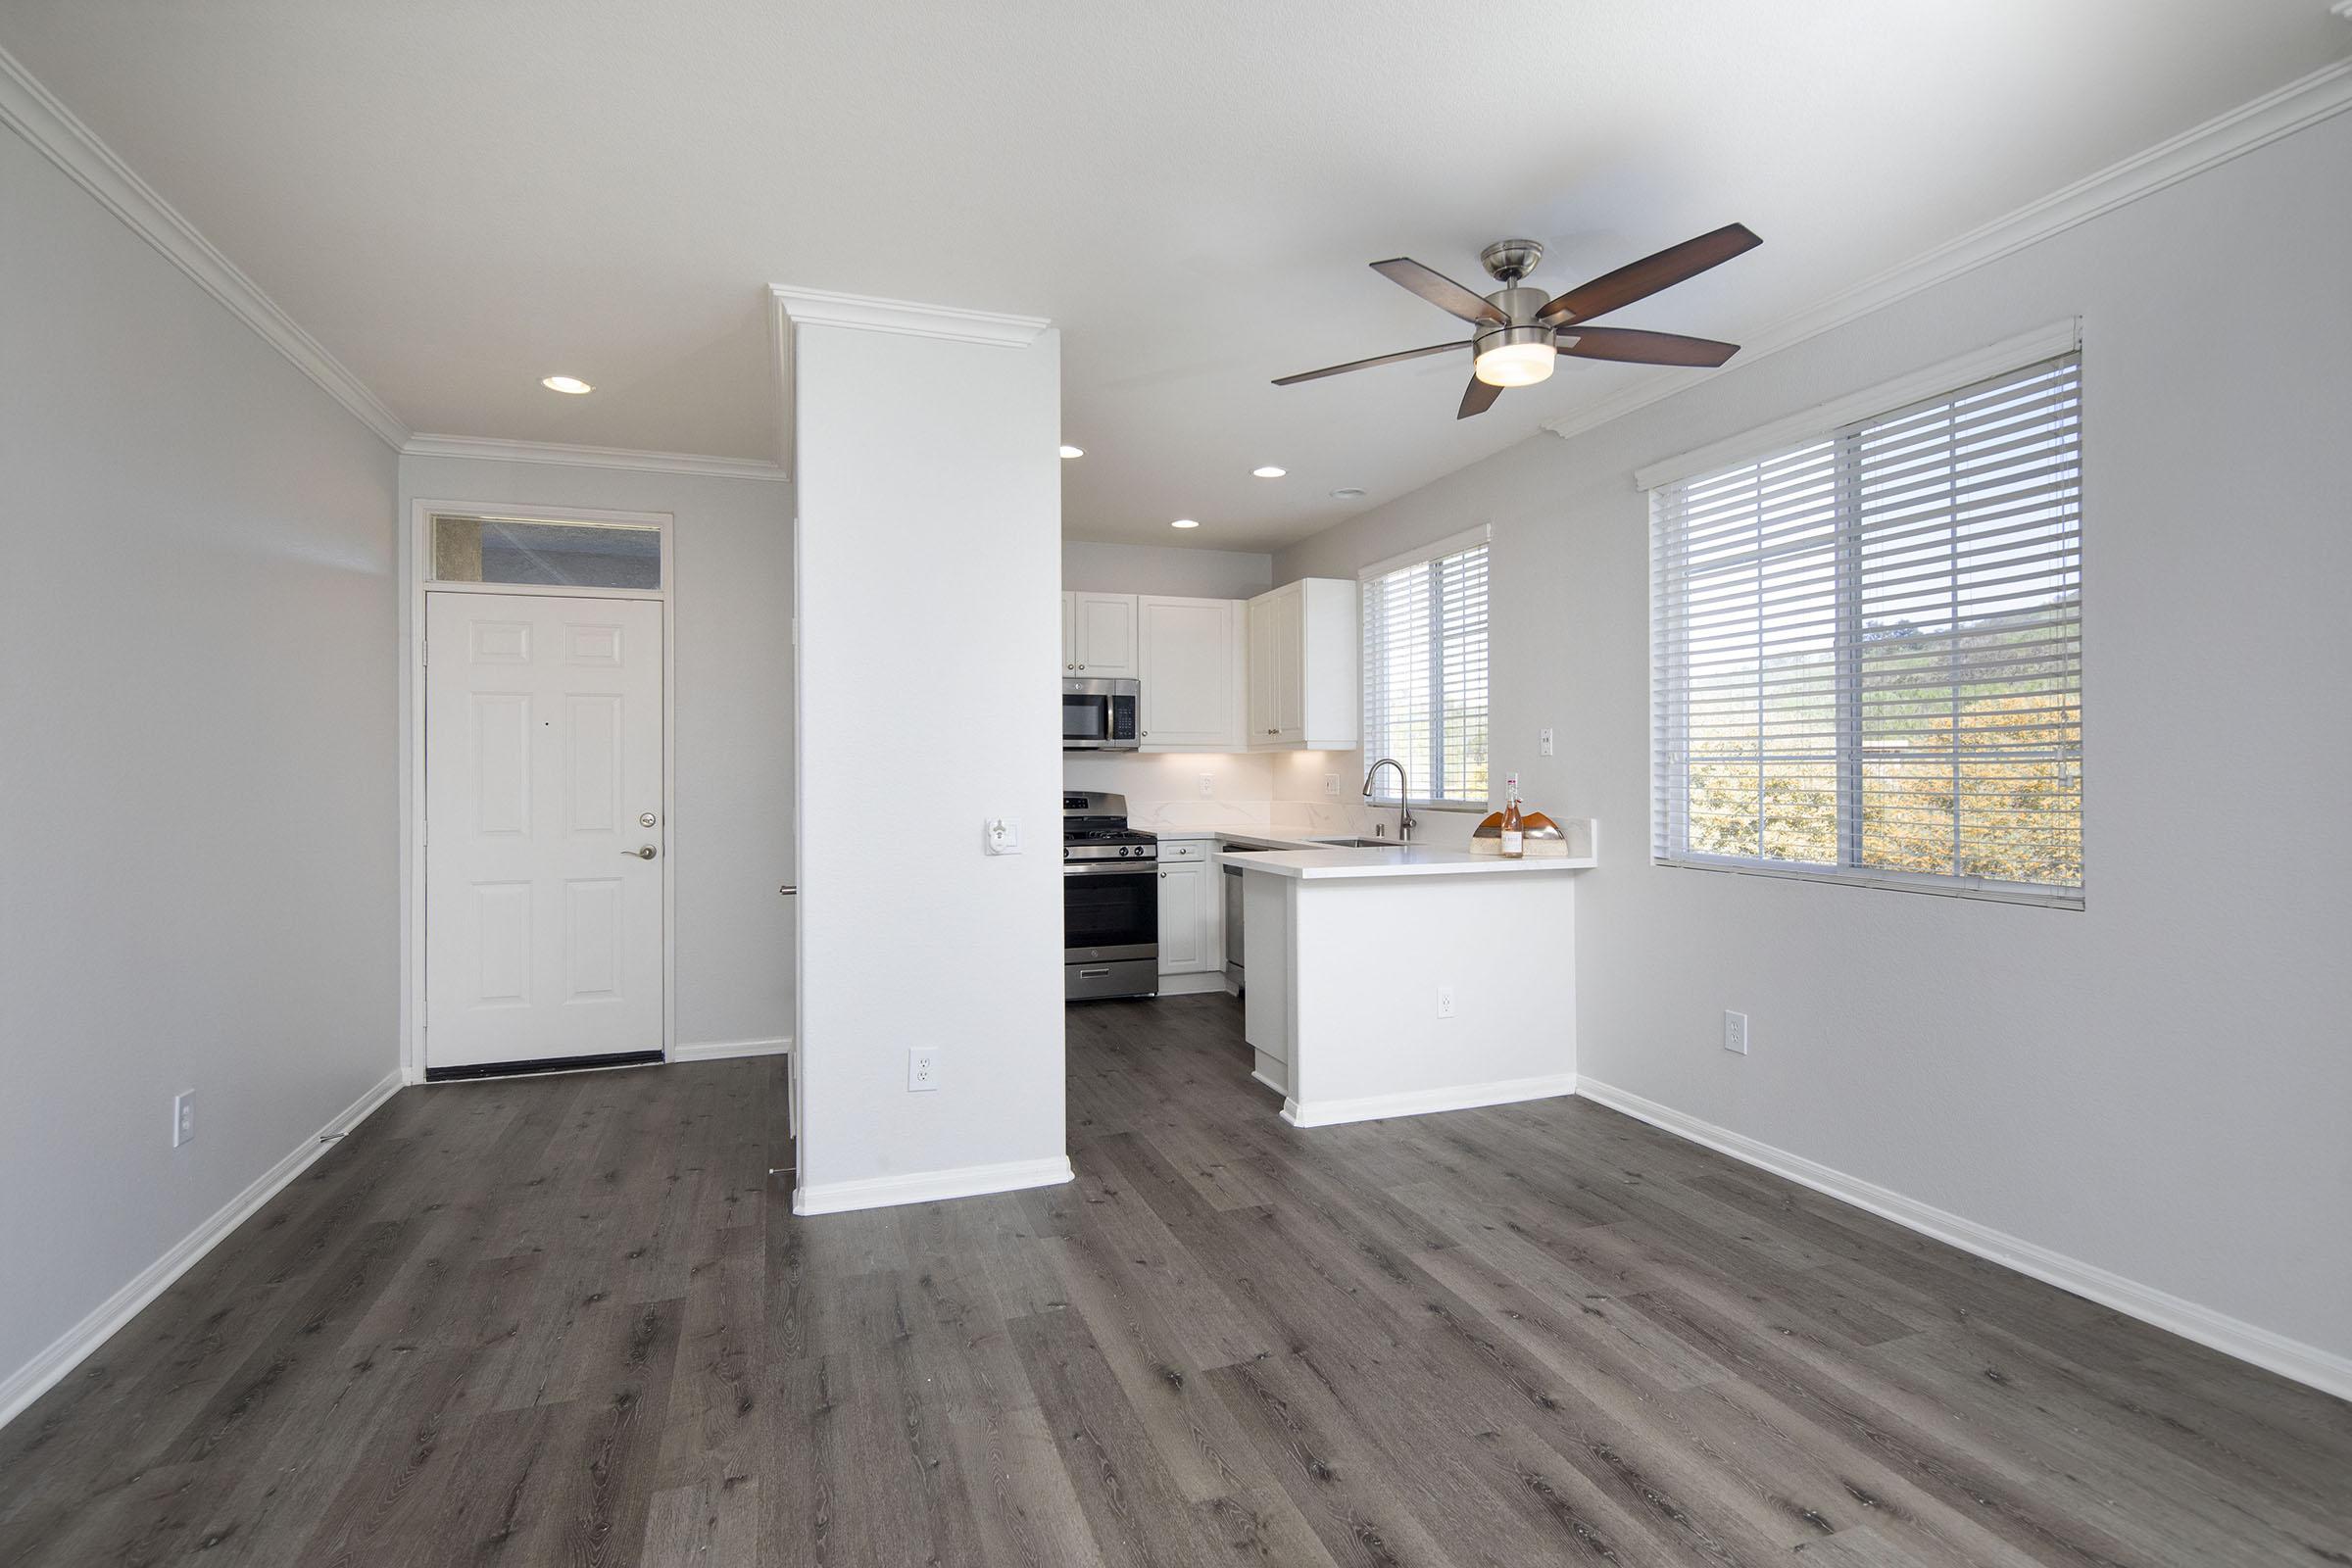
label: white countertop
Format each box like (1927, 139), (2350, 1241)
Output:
(1218, 844), (1592, 880)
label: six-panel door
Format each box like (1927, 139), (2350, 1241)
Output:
(424, 592), (665, 1070)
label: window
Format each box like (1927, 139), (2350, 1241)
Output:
(1650, 352), (2082, 904)
(1361, 527), (1490, 807)
(431, 514), (663, 590)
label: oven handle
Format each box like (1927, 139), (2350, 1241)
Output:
(1077, 967), (1113, 978)
(1062, 861), (1159, 877)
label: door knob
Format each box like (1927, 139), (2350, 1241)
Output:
(625, 845), (657, 859)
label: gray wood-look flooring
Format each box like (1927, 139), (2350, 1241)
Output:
(3, 993), (2346, 1566)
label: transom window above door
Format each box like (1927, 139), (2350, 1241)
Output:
(431, 514), (663, 591)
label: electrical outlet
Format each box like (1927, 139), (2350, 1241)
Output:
(907, 1049), (940, 1092)
(984, 817), (1019, 855)
(1723, 1010), (1750, 1055)
(1324, 772), (1340, 798)
(1540, 727), (1555, 757)
(1198, 772), (1214, 799)
(172, 1090), (196, 1148)
(1437, 986), (1456, 1019)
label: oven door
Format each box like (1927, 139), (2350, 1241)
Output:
(1062, 862), (1158, 961)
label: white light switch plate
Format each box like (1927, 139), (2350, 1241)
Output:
(985, 817), (1020, 855)
(1540, 727), (1555, 757)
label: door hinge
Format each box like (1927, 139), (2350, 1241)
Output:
(421, 817), (429, 846)
(420, 639), (429, 666)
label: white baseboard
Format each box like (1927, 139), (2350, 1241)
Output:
(670, 1036), (792, 1062)
(1575, 1078), (2352, 1403)
(792, 1154), (1074, 1216)
(1282, 1072), (1579, 1130)
(1154, 972), (1229, 997)
(0, 1067), (404, 1431)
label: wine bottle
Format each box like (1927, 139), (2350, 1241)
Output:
(1500, 775), (1525, 858)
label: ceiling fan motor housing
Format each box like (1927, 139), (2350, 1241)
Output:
(1476, 284), (1556, 358)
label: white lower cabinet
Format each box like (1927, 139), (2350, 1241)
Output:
(1155, 847), (1220, 976)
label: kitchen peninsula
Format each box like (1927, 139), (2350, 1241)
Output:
(1222, 822), (1594, 1127)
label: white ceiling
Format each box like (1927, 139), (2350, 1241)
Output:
(2, 2), (2342, 551)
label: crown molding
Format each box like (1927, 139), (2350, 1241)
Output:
(767, 283), (1052, 347)
(401, 434), (790, 482)
(1544, 56), (2352, 445)
(0, 43), (411, 450)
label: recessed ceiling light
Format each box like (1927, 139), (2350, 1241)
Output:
(541, 375), (593, 395)
(1251, 466), (1287, 479)
(1171, 518), (1200, 529)
(1058, 444), (1085, 460)
(1330, 487), (1367, 501)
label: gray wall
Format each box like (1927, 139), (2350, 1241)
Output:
(0, 123), (401, 1391)
(1280, 113), (2352, 1366)
(1062, 539), (1272, 599)
(396, 457), (796, 1052)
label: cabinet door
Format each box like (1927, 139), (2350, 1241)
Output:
(1249, 586), (1304, 746)
(1156, 861), (1214, 973)
(1138, 597), (1239, 749)
(1247, 593), (1282, 742)
(1060, 592), (1076, 673)
(1070, 592), (1137, 677)
(1271, 588), (1305, 740)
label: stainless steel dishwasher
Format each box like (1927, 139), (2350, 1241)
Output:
(1222, 861), (1246, 988)
(1221, 846), (1301, 991)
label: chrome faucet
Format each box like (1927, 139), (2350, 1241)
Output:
(1362, 758), (1416, 845)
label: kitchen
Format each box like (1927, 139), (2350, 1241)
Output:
(1059, 545), (1595, 1127)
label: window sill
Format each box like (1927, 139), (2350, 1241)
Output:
(1655, 856), (2083, 910)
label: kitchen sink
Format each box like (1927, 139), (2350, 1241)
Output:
(1312, 837), (1412, 849)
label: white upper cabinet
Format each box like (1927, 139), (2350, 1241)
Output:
(1138, 596), (1245, 751)
(1248, 578), (1358, 750)
(1064, 591), (1138, 677)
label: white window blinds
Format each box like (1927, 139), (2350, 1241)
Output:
(1361, 532), (1491, 807)
(1651, 353), (2082, 903)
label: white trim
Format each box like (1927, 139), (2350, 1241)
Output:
(1357, 521), (1494, 583)
(670, 1036), (793, 1062)
(767, 283), (1053, 346)
(0, 43), (409, 450)
(1281, 1071), (1578, 1129)
(1632, 319), (2081, 491)
(1576, 1078), (2352, 1402)
(0, 1068), (402, 1431)
(400, 501), (678, 1086)
(1153, 972), (1229, 997)
(1547, 58), (2352, 448)
(791, 1155), (1074, 1216)
(401, 435), (788, 483)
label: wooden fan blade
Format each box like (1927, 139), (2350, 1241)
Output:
(1557, 325), (1740, 368)
(1370, 259), (1509, 326)
(1457, 374), (1502, 419)
(1272, 340), (1470, 386)
(1537, 223), (1761, 325)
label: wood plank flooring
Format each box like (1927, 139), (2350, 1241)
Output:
(3, 993), (2346, 1565)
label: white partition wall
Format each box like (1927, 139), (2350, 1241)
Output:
(779, 288), (1069, 1213)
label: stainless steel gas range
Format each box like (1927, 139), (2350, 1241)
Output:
(1063, 791), (1157, 1001)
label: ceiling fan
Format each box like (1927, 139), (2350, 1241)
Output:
(1274, 223), (1761, 418)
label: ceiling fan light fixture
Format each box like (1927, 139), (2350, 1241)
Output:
(1473, 331), (1556, 388)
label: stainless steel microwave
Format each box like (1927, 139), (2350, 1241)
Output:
(1062, 677), (1140, 751)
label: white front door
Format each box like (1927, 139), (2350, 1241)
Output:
(425, 592), (665, 1072)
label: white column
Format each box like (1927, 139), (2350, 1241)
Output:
(776, 285), (1067, 1213)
